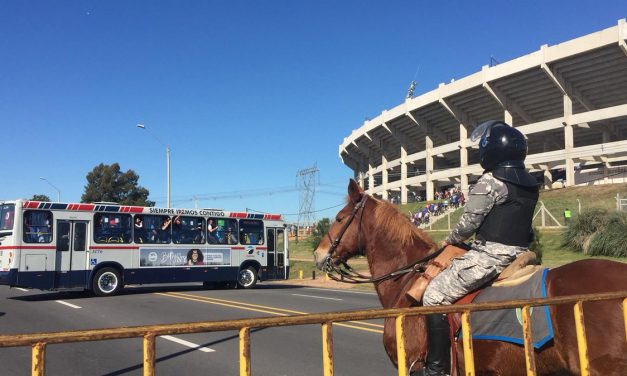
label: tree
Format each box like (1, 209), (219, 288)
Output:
(310, 218), (331, 249)
(82, 163), (155, 206)
(31, 194), (51, 202)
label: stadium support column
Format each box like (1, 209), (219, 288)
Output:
(358, 158), (366, 188)
(381, 154), (389, 200)
(459, 123), (469, 195)
(368, 160), (375, 194)
(426, 133), (434, 201)
(400, 145), (408, 204)
(564, 95), (575, 186)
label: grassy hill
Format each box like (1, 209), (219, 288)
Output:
(288, 183), (627, 281)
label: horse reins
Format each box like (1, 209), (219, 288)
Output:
(322, 194), (446, 284)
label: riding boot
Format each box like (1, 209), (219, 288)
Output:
(413, 313), (451, 376)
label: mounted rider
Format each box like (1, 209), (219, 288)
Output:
(414, 120), (540, 376)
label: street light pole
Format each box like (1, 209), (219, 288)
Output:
(39, 177), (61, 202)
(136, 124), (171, 208)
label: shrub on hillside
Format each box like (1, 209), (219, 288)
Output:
(562, 209), (627, 257)
(561, 209), (607, 253)
(586, 212), (627, 257)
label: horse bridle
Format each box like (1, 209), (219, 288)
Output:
(321, 193), (445, 284)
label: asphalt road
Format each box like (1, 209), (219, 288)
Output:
(0, 282), (398, 376)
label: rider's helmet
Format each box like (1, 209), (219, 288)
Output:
(471, 120), (527, 171)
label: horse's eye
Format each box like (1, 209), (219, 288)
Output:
(336, 216), (343, 223)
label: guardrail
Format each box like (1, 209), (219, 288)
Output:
(1, 291), (626, 376)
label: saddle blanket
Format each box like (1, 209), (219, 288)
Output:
(465, 268), (554, 349)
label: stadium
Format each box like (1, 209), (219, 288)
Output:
(339, 19), (627, 202)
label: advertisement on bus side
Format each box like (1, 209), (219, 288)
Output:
(139, 248), (231, 267)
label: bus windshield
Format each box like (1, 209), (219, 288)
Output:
(0, 204), (15, 232)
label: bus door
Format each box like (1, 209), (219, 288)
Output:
(266, 228), (287, 279)
(55, 220), (88, 288)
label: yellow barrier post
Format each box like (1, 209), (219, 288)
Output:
(623, 298), (627, 344)
(143, 333), (156, 376)
(32, 342), (46, 376)
(239, 327), (251, 376)
(573, 301), (590, 376)
(395, 314), (407, 376)
(299, 270), (303, 280)
(521, 306), (537, 376)
(461, 310), (475, 376)
(322, 322), (334, 376)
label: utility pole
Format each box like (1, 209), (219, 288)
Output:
(296, 163), (319, 239)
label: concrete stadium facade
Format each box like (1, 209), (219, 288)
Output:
(339, 19), (627, 203)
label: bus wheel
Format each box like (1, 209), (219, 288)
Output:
(237, 267), (258, 289)
(93, 267), (122, 296)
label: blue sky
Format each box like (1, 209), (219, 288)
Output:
(1, 1), (625, 222)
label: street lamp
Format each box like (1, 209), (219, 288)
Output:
(136, 124), (171, 208)
(39, 177), (61, 202)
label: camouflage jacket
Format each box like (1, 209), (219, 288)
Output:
(445, 172), (508, 244)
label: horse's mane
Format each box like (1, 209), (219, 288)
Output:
(372, 198), (435, 249)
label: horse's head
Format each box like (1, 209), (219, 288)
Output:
(314, 179), (369, 271)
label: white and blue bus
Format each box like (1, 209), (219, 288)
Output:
(0, 200), (289, 296)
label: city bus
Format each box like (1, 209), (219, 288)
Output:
(0, 200), (289, 296)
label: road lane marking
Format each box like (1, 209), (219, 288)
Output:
(55, 300), (81, 309)
(15, 288), (29, 292)
(160, 335), (215, 353)
(162, 291), (384, 328)
(291, 293), (343, 301)
(305, 287), (377, 296)
(156, 292), (384, 333)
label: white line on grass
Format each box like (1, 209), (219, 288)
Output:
(55, 300), (81, 309)
(160, 335), (215, 353)
(15, 288), (29, 292)
(291, 293), (343, 301)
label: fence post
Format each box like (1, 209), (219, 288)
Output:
(32, 342), (46, 376)
(573, 301), (590, 376)
(240, 327), (251, 376)
(395, 314), (407, 376)
(143, 333), (156, 376)
(322, 322), (334, 376)
(521, 306), (537, 376)
(461, 311), (475, 376)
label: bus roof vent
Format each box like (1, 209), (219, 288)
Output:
(202, 208), (223, 211)
(92, 202), (120, 205)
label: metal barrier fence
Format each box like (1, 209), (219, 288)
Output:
(0, 291), (626, 376)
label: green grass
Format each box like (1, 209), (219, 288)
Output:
(286, 184), (627, 285)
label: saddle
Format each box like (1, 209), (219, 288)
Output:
(405, 244), (538, 304)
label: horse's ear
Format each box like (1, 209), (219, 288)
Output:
(348, 179), (363, 204)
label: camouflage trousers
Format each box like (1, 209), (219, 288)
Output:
(423, 241), (527, 306)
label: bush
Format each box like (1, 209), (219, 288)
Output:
(561, 209), (607, 254)
(528, 227), (543, 263)
(586, 212), (627, 257)
(562, 209), (627, 257)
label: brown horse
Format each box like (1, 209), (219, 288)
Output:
(314, 179), (627, 375)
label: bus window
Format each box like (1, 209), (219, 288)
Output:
(136, 215), (171, 244)
(23, 211), (53, 243)
(57, 222), (70, 252)
(74, 222), (87, 252)
(172, 216), (205, 244)
(0, 204), (15, 231)
(239, 219), (264, 245)
(94, 213), (132, 244)
(211, 218), (238, 245)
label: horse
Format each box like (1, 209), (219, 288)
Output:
(314, 179), (627, 375)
